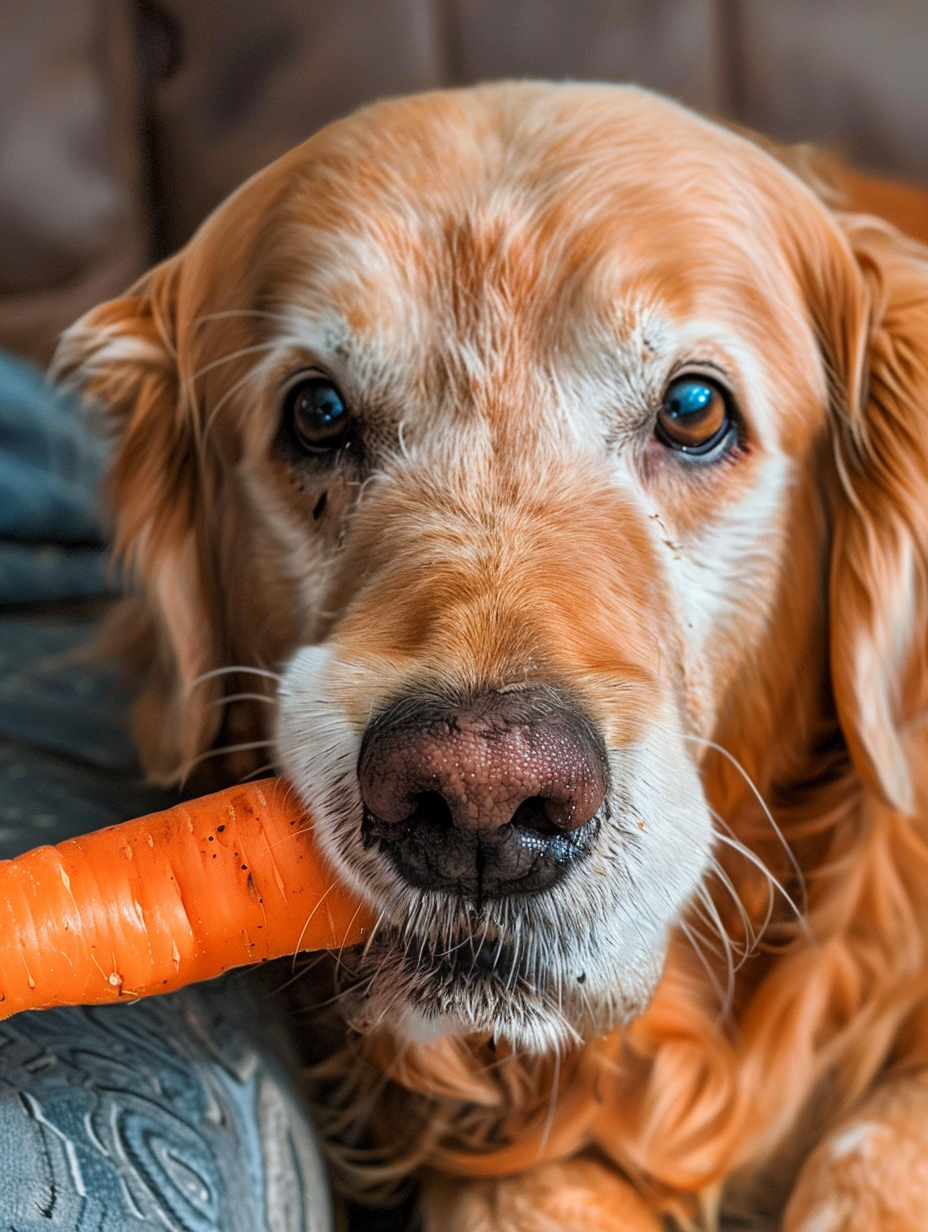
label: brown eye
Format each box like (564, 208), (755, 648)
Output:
(285, 377), (352, 454)
(656, 376), (732, 455)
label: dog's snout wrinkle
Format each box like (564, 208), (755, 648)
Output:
(358, 687), (606, 897)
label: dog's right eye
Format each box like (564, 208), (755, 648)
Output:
(284, 377), (352, 454)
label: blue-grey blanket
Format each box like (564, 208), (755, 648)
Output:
(0, 353), (111, 605)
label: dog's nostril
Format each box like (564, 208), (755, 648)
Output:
(510, 796), (562, 837)
(405, 791), (454, 831)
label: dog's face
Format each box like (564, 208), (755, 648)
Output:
(265, 88), (832, 1049)
(59, 83), (910, 1052)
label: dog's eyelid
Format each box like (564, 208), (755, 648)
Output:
(280, 364), (332, 393)
(665, 358), (736, 395)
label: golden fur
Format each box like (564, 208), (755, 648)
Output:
(55, 83), (928, 1231)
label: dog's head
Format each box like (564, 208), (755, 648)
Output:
(55, 83), (928, 1051)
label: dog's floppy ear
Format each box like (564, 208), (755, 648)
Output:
(819, 216), (928, 814)
(53, 256), (228, 781)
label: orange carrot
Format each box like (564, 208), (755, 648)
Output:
(0, 779), (373, 1019)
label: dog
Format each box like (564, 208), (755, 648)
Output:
(54, 81), (928, 1231)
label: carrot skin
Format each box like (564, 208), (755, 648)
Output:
(0, 779), (374, 1018)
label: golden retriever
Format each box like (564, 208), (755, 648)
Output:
(54, 82), (928, 1232)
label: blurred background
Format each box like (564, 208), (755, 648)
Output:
(3, 0), (928, 369)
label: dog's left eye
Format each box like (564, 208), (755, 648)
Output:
(656, 376), (733, 456)
(284, 377), (352, 454)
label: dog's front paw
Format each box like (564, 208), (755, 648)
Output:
(784, 1074), (928, 1232)
(420, 1159), (664, 1232)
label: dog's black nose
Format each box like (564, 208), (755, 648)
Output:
(358, 686), (607, 898)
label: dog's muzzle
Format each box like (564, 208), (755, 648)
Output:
(358, 685), (607, 899)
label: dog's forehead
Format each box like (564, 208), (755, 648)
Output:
(269, 88), (797, 300)
(243, 85), (817, 403)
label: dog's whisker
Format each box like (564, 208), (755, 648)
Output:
(268, 821), (317, 852)
(690, 885), (747, 962)
(677, 918), (732, 1016)
(271, 952), (341, 1001)
(180, 739), (276, 782)
(686, 887), (733, 955)
(288, 881), (342, 971)
(693, 884), (738, 1007)
(703, 852), (758, 957)
(208, 691), (277, 708)
(652, 872), (735, 1012)
(708, 805), (781, 949)
(683, 733), (809, 917)
(715, 825), (777, 949)
(201, 360), (271, 448)
(682, 913), (732, 983)
(182, 340), (281, 459)
(187, 664), (282, 692)
(334, 901), (375, 984)
(238, 761), (278, 783)
(187, 340), (282, 385)
(712, 831), (811, 942)
(294, 981), (358, 1017)
(359, 909), (389, 965)
(395, 419), (413, 463)
(704, 813), (762, 947)
(506, 925), (524, 996)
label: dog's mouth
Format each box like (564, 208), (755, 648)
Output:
(361, 804), (602, 900)
(345, 807), (606, 1031)
(333, 800), (668, 1047)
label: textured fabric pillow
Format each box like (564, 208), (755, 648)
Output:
(0, 980), (333, 1232)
